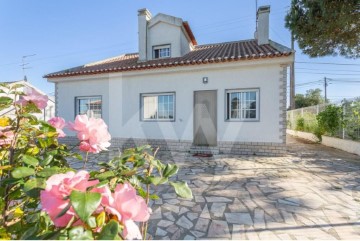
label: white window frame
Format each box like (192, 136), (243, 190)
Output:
(75, 96), (102, 118)
(141, 92), (175, 121)
(153, 44), (171, 59)
(225, 89), (259, 121)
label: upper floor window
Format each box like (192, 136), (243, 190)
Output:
(141, 93), (175, 121)
(226, 89), (259, 121)
(75, 96), (102, 118)
(153, 45), (171, 59)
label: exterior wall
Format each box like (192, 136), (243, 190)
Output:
(53, 57), (291, 155)
(60, 136), (286, 157)
(147, 22), (182, 59)
(108, 60), (287, 144)
(56, 77), (110, 135)
(146, 16), (192, 60)
(180, 27), (193, 56)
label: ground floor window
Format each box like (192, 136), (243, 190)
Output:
(226, 89), (259, 121)
(75, 96), (102, 118)
(141, 93), (175, 121)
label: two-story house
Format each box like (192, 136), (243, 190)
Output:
(45, 6), (293, 156)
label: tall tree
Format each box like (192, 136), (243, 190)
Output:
(285, 0), (360, 58)
(295, 88), (325, 108)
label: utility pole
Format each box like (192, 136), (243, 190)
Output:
(324, 77), (328, 103)
(20, 54), (36, 81)
(290, 33), (295, 109)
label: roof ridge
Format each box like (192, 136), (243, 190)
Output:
(196, 39), (256, 48)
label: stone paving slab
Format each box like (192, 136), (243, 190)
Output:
(146, 135), (360, 240)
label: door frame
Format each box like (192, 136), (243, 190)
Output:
(193, 90), (218, 146)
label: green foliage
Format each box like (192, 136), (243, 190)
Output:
(285, 0), (360, 58)
(170, 181), (193, 199)
(313, 125), (325, 142)
(342, 98), (360, 140)
(98, 220), (120, 240)
(0, 82), (192, 240)
(295, 117), (305, 131)
(295, 88), (324, 108)
(317, 105), (343, 136)
(70, 191), (102, 223)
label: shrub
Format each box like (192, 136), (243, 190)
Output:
(316, 105), (342, 136)
(296, 117), (305, 131)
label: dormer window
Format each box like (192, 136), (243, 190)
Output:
(153, 45), (171, 59)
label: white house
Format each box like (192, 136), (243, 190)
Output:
(0, 80), (55, 121)
(45, 6), (293, 156)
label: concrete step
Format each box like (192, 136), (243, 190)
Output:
(189, 146), (220, 155)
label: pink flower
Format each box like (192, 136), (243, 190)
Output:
(94, 183), (150, 239)
(48, 117), (66, 138)
(16, 87), (48, 109)
(0, 127), (14, 146)
(68, 115), (111, 154)
(40, 171), (99, 227)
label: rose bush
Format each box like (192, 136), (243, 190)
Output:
(0, 83), (192, 240)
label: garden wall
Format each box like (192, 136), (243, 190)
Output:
(287, 129), (360, 156)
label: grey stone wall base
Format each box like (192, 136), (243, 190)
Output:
(60, 137), (286, 159)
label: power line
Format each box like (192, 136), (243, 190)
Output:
(296, 72), (360, 76)
(296, 68), (360, 73)
(296, 61), (360, 66)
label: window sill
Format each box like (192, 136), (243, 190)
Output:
(141, 119), (176, 122)
(225, 119), (260, 122)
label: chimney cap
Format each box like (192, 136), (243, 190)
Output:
(138, 8), (152, 18)
(257, 5), (270, 14)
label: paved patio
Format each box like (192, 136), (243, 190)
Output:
(146, 135), (360, 240)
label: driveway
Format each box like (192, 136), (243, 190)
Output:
(147, 135), (360, 240)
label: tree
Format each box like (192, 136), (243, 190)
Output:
(285, 0), (360, 58)
(295, 88), (324, 108)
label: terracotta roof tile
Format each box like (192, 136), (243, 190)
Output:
(45, 39), (292, 78)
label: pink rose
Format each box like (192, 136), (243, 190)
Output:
(48, 117), (66, 138)
(94, 183), (150, 239)
(0, 126), (14, 146)
(16, 87), (48, 109)
(40, 171), (99, 227)
(68, 115), (111, 154)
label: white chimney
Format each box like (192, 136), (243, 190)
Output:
(255, 5), (270, 45)
(138, 8), (152, 62)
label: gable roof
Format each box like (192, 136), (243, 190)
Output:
(45, 39), (292, 78)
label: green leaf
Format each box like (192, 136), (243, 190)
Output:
(22, 155), (39, 167)
(94, 180), (109, 189)
(170, 181), (193, 199)
(23, 178), (46, 198)
(68, 226), (93, 240)
(149, 193), (160, 200)
(87, 216), (96, 229)
(11, 167), (35, 179)
(0, 96), (13, 110)
(95, 171), (115, 181)
(98, 220), (119, 240)
(70, 190), (101, 223)
(40, 154), (53, 166)
(149, 176), (168, 186)
(20, 226), (38, 240)
(55, 202), (71, 219)
(37, 167), (61, 178)
(163, 164), (179, 178)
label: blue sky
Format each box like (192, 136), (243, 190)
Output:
(1, 0), (359, 103)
